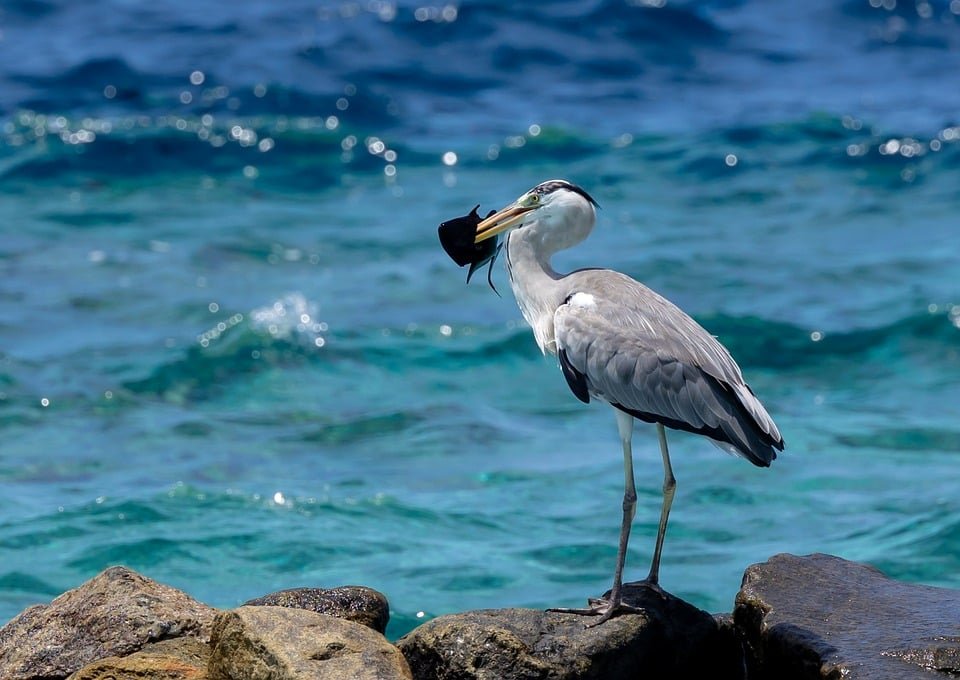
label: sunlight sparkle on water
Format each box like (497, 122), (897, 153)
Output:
(415, 5), (458, 22)
(249, 293), (328, 348)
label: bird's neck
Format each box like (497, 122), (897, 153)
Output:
(505, 231), (567, 355)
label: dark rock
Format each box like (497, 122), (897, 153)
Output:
(245, 586), (389, 634)
(396, 583), (745, 679)
(0, 565), (216, 680)
(69, 636), (210, 679)
(207, 605), (412, 680)
(734, 552), (960, 679)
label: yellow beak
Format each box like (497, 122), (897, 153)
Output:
(474, 204), (535, 243)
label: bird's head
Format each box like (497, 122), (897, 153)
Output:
(475, 179), (599, 253)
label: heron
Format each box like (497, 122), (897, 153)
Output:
(471, 179), (784, 624)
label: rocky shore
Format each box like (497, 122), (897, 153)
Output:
(1, 553), (957, 679)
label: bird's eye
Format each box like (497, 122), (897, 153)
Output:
(528, 194), (540, 204)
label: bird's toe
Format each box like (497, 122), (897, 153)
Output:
(547, 596), (646, 626)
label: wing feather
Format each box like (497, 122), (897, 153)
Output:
(554, 272), (783, 466)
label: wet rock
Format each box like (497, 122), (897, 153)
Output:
(69, 636), (211, 679)
(245, 586), (389, 634)
(0, 565), (216, 680)
(396, 584), (745, 679)
(207, 605), (412, 680)
(735, 552), (960, 679)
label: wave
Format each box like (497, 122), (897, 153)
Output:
(1, 294), (955, 414)
(701, 309), (960, 370)
(122, 293), (327, 400)
(0, 113), (344, 186)
(837, 427), (960, 452)
(2, 111), (957, 188)
(10, 57), (176, 112)
(3, 0), (959, 140)
(119, 286), (959, 404)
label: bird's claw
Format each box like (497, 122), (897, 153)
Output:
(548, 580), (670, 626)
(547, 597), (646, 627)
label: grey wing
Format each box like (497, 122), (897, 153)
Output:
(554, 284), (783, 467)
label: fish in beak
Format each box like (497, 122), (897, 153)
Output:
(437, 205), (503, 293)
(438, 194), (537, 294)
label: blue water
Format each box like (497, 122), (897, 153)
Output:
(1, 1), (959, 639)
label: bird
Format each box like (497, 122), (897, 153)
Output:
(471, 179), (784, 624)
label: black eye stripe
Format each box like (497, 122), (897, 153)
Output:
(532, 180), (599, 207)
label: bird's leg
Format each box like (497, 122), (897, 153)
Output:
(645, 423), (676, 587)
(548, 410), (645, 625)
(600, 409), (639, 611)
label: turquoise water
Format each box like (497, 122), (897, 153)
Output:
(2, 1), (959, 639)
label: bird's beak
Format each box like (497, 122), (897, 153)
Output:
(475, 204), (535, 243)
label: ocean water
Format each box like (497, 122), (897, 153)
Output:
(1, 0), (959, 639)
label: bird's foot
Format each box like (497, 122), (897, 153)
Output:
(548, 580), (668, 626)
(547, 596), (645, 627)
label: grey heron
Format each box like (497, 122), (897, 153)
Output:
(472, 179), (784, 624)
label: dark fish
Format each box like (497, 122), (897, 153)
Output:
(438, 205), (502, 294)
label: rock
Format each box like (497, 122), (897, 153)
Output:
(245, 586), (389, 634)
(207, 605), (412, 680)
(69, 637), (211, 679)
(0, 565), (216, 680)
(734, 552), (960, 679)
(396, 584), (745, 679)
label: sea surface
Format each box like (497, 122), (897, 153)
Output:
(1, 0), (959, 638)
